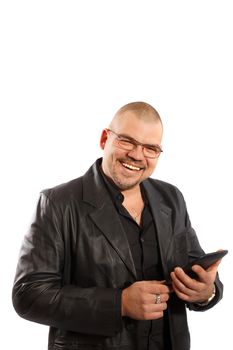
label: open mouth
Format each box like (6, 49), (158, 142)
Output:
(121, 162), (142, 171)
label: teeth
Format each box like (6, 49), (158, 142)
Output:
(122, 162), (141, 171)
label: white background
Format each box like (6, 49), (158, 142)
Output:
(1, 1), (232, 349)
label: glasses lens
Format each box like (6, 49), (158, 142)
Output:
(143, 147), (161, 158)
(116, 138), (134, 151)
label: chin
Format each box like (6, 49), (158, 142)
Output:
(114, 178), (142, 191)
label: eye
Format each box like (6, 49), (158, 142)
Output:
(116, 138), (134, 150)
(144, 147), (157, 155)
(144, 146), (162, 158)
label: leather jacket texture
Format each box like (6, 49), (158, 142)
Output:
(12, 159), (223, 350)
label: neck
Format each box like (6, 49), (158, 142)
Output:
(121, 184), (141, 200)
(121, 185), (144, 225)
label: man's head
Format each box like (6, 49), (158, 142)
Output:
(100, 102), (163, 191)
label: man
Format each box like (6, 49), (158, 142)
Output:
(12, 102), (223, 350)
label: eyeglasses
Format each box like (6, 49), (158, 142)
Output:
(106, 129), (163, 159)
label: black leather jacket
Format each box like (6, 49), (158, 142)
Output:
(12, 159), (223, 350)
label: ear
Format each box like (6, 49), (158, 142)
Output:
(100, 129), (108, 150)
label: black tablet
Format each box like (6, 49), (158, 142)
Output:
(184, 249), (228, 277)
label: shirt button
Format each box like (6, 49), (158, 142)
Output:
(140, 237), (144, 242)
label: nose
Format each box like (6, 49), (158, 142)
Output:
(127, 144), (145, 160)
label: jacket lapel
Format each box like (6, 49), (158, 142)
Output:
(89, 205), (137, 279)
(143, 180), (173, 279)
(82, 160), (137, 279)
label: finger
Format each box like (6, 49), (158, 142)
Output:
(209, 258), (222, 269)
(191, 262), (219, 283)
(172, 283), (193, 302)
(171, 267), (199, 290)
(170, 271), (199, 301)
(145, 282), (171, 294)
(143, 301), (168, 314)
(149, 292), (170, 304)
(151, 302), (168, 312)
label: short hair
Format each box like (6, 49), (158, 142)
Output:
(114, 101), (162, 124)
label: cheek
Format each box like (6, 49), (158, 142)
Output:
(103, 143), (116, 162)
(110, 148), (127, 161)
(145, 160), (158, 175)
(103, 147), (121, 170)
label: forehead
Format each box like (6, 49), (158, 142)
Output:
(112, 111), (163, 144)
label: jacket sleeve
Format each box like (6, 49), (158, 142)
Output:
(185, 227), (224, 311)
(12, 192), (122, 337)
(177, 191), (224, 312)
(165, 183), (224, 312)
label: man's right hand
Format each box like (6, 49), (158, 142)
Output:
(121, 280), (170, 320)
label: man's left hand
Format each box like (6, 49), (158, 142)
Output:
(170, 259), (222, 303)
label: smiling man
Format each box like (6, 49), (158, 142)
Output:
(12, 102), (223, 350)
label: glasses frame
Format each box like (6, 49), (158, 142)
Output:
(106, 128), (163, 159)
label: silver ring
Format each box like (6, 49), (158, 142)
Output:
(155, 294), (161, 304)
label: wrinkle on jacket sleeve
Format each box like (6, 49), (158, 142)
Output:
(12, 193), (122, 337)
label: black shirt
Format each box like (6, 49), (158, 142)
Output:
(99, 164), (171, 350)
